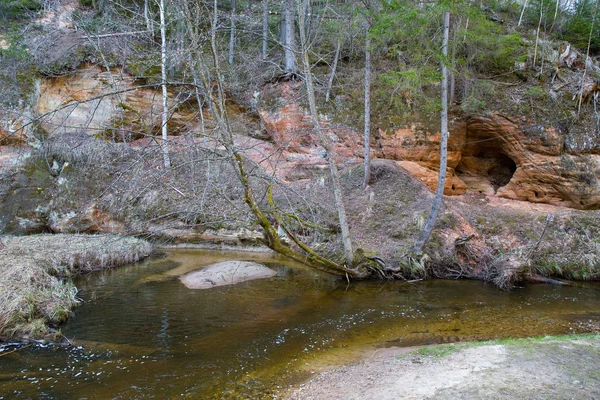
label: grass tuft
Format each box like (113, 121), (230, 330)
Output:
(0, 234), (151, 340)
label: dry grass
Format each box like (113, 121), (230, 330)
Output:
(0, 234), (151, 340)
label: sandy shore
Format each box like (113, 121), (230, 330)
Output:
(286, 334), (600, 399)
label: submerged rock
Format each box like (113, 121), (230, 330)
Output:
(180, 261), (277, 289)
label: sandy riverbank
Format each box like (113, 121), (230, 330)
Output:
(286, 334), (600, 399)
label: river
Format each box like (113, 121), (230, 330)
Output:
(1, 249), (599, 399)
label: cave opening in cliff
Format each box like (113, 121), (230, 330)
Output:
(455, 140), (517, 194)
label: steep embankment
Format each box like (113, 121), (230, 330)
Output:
(0, 0), (599, 288)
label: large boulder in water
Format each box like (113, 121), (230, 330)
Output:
(180, 261), (277, 289)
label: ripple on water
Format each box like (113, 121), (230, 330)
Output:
(0, 249), (599, 398)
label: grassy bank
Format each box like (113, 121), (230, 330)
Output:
(0, 234), (151, 341)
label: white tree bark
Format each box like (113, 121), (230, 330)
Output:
(518, 0), (529, 26)
(283, 0), (296, 73)
(262, 0), (269, 59)
(412, 11), (450, 254)
(160, 0), (171, 168)
(144, 0), (154, 33)
(578, 0), (599, 115)
(533, 0), (543, 67)
(363, 22), (371, 189)
(229, 0), (236, 65)
(297, 0), (353, 267)
(325, 37), (341, 103)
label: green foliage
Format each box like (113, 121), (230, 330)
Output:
(414, 343), (464, 358)
(525, 85), (546, 99)
(462, 80), (497, 113)
(522, 0), (562, 30)
(460, 11), (526, 74)
(368, 0), (530, 123)
(558, 0), (600, 54)
(0, 0), (41, 22)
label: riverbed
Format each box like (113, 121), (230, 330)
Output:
(1, 249), (599, 399)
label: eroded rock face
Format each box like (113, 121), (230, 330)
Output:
(259, 87), (600, 209)
(259, 82), (363, 162)
(180, 261), (277, 289)
(463, 114), (600, 209)
(37, 64), (197, 140)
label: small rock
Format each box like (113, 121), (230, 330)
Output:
(180, 261), (277, 289)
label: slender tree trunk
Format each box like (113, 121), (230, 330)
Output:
(363, 22), (371, 189)
(449, 17), (459, 105)
(298, 0), (353, 268)
(144, 0), (154, 32)
(550, 0), (560, 32)
(198, 0), (362, 277)
(283, 0), (296, 73)
(262, 0), (268, 59)
(325, 37), (341, 103)
(518, 0), (529, 26)
(533, 0), (543, 67)
(412, 11), (450, 254)
(160, 0), (171, 168)
(229, 0), (236, 65)
(578, 0), (599, 115)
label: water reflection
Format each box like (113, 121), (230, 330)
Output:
(0, 249), (598, 399)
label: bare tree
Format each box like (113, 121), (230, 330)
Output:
(144, 0), (154, 32)
(518, 0), (529, 26)
(325, 37), (341, 103)
(229, 0), (236, 65)
(577, 0), (599, 115)
(171, 0), (364, 276)
(262, 0), (269, 59)
(282, 0), (296, 73)
(533, 0), (544, 68)
(363, 21), (372, 189)
(297, 0), (354, 268)
(412, 11), (450, 255)
(159, 0), (171, 168)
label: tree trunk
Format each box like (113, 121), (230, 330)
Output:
(198, 0), (363, 277)
(144, 0), (154, 33)
(518, 0), (529, 26)
(229, 0), (236, 65)
(533, 0), (543, 68)
(325, 37), (341, 103)
(412, 11), (450, 254)
(363, 22), (371, 189)
(160, 0), (171, 168)
(282, 0), (296, 73)
(298, 0), (354, 268)
(262, 0), (268, 59)
(578, 0), (598, 115)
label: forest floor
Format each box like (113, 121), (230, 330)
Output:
(286, 334), (600, 400)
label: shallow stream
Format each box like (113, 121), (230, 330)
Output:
(1, 249), (599, 399)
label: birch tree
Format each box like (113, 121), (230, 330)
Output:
(297, 0), (354, 268)
(191, 0), (364, 276)
(282, 0), (296, 73)
(159, 0), (171, 168)
(229, 0), (236, 65)
(363, 21), (372, 189)
(262, 0), (269, 59)
(412, 10), (450, 254)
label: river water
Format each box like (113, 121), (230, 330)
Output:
(1, 249), (599, 399)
